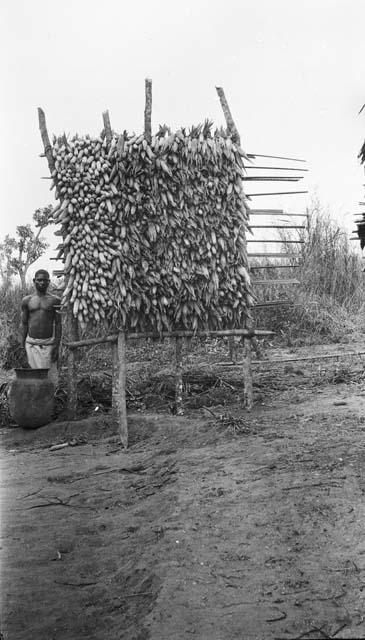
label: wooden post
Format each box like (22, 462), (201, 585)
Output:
(216, 87), (241, 144)
(102, 110), (112, 144)
(216, 86), (253, 410)
(38, 108), (56, 174)
(144, 78), (152, 143)
(228, 336), (240, 363)
(175, 337), (184, 416)
(242, 334), (253, 409)
(66, 314), (79, 420)
(112, 331), (128, 447)
(38, 107), (81, 415)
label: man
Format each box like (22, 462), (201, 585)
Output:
(21, 269), (62, 384)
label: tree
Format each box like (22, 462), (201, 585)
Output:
(0, 205), (53, 289)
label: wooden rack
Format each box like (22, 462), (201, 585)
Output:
(39, 81), (308, 447)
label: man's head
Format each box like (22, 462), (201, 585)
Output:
(33, 269), (50, 294)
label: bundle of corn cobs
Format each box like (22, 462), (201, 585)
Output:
(50, 121), (253, 331)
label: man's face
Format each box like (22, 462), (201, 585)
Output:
(34, 274), (49, 294)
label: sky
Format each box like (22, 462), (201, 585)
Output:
(1, 0), (365, 277)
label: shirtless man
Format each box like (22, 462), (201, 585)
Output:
(21, 269), (62, 383)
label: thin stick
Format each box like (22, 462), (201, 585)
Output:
(250, 264), (300, 269)
(252, 279), (300, 285)
(247, 153), (306, 162)
(243, 176), (303, 182)
(246, 166), (309, 172)
(248, 252), (299, 258)
(175, 337), (184, 415)
(144, 78), (152, 143)
(102, 110), (112, 144)
(250, 210), (308, 217)
(236, 350), (365, 366)
(38, 108), (56, 174)
(247, 190), (308, 197)
(112, 332), (128, 448)
(249, 224), (305, 229)
(253, 300), (293, 307)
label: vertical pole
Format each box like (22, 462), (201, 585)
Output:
(111, 339), (118, 414)
(112, 331), (128, 447)
(242, 333), (253, 410)
(175, 337), (184, 415)
(37, 109), (82, 415)
(102, 110), (112, 144)
(228, 336), (239, 362)
(216, 86), (253, 410)
(66, 313), (79, 420)
(144, 78), (152, 142)
(38, 108), (56, 174)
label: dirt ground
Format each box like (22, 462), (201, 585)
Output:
(3, 342), (365, 639)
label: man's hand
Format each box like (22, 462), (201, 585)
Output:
(51, 345), (59, 362)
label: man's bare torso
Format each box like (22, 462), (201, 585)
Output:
(22, 293), (61, 340)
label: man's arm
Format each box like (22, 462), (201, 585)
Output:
(51, 298), (62, 362)
(21, 296), (30, 348)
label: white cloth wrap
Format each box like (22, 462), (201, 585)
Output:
(25, 336), (58, 385)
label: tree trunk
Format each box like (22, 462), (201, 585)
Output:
(19, 271), (26, 291)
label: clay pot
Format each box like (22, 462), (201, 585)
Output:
(8, 369), (55, 429)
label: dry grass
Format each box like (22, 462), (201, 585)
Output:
(252, 200), (365, 345)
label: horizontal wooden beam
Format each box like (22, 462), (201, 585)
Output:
(253, 300), (293, 308)
(243, 176), (303, 182)
(250, 264), (300, 269)
(65, 328), (275, 349)
(247, 191), (308, 197)
(246, 166), (308, 172)
(249, 225), (305, 229)
(252, 350), (365, 365)
(247, 239), (304, 243)
(249, 208), (283, 214)
(248, 253), (300, 259)
(215, 350), (365, 367)
(252, 279), (300, 285)
(246, 153), (306, 163)
(249, 209), (308, 217)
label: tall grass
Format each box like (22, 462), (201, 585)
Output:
(0, 282), (29, 368)
(299, 203), (364, 307)
(252, 201), (365, 344)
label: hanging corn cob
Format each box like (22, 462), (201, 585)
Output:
(51, 121), (253, 331)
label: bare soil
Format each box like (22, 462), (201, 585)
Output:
(2, 341), (365, 639)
